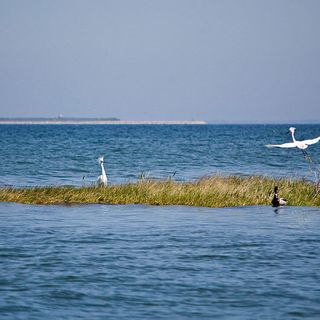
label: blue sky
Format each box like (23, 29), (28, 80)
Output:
(0, 0), (320, 122)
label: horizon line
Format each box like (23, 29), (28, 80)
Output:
(0, 117), (319, 125)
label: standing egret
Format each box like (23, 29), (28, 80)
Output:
(266, 127), (320, 156)
(97, 156), (107, 186)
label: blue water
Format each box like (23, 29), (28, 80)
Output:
(1, 124), (320, 319)
(1, 124), (320, 186)
(0, 203), (320, 319)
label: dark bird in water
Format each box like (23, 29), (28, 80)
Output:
(271, 186), (287, 207)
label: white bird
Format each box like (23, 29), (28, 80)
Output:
(266, 127), (320, 152)
(97, 156), (107, 187)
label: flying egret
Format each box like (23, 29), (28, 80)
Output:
(266, 127), (320, 156)
(271, 186), (287, 207)
(97, 156), (107, 186)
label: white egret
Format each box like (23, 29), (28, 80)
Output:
(266, 127), (320, 155)
(97, 156), (107, 186)
(271, 186), (286, 207)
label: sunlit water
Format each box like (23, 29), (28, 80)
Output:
(1, 124), (320, 186)
(0, 203), (320, 319)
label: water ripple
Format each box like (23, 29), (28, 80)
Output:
(0, 204), (320, 319)
(1, 124), (320, 186)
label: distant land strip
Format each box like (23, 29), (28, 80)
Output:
(0, 118), (207, 125)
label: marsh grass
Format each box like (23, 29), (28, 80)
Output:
(0, 176), (319, 207)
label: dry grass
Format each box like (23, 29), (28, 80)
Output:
(0, 176), (319, 207)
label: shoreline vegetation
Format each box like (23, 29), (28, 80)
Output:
(0, 176), (319, 207)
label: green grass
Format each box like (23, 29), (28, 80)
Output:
(0, 176), (319, 207)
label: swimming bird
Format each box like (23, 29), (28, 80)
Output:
(271, 186), (287, 207)
(97, 156), (107, 187)
(266, 127), (320, 155)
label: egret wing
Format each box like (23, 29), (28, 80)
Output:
(303, 136), (320, 146)
(266, 142), (297, 148)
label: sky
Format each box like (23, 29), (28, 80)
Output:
(0, 0), (320, 123)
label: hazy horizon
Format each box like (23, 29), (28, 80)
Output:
(1, 0), (320, 123)
(1, 115), (320, 125)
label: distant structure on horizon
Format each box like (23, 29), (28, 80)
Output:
(0, 117), (207, 125)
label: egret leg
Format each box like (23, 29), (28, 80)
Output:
(301, 149), (311, 161)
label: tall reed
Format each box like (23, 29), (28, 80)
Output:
(0, 176), (319, 207)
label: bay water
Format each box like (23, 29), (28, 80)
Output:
(1, 124), (320, 186)
(1, 124), (320, 319)
(0, 203), (320, 319)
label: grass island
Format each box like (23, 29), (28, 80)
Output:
(0, 176), (319, 207)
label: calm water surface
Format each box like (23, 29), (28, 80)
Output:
(1, 124), (320, 186)
(1, 125), (320, 318)
(0, 203), (320, 319)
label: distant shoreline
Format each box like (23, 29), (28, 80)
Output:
(1, 118), (319, 125)
(0, 118), (207, 125)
